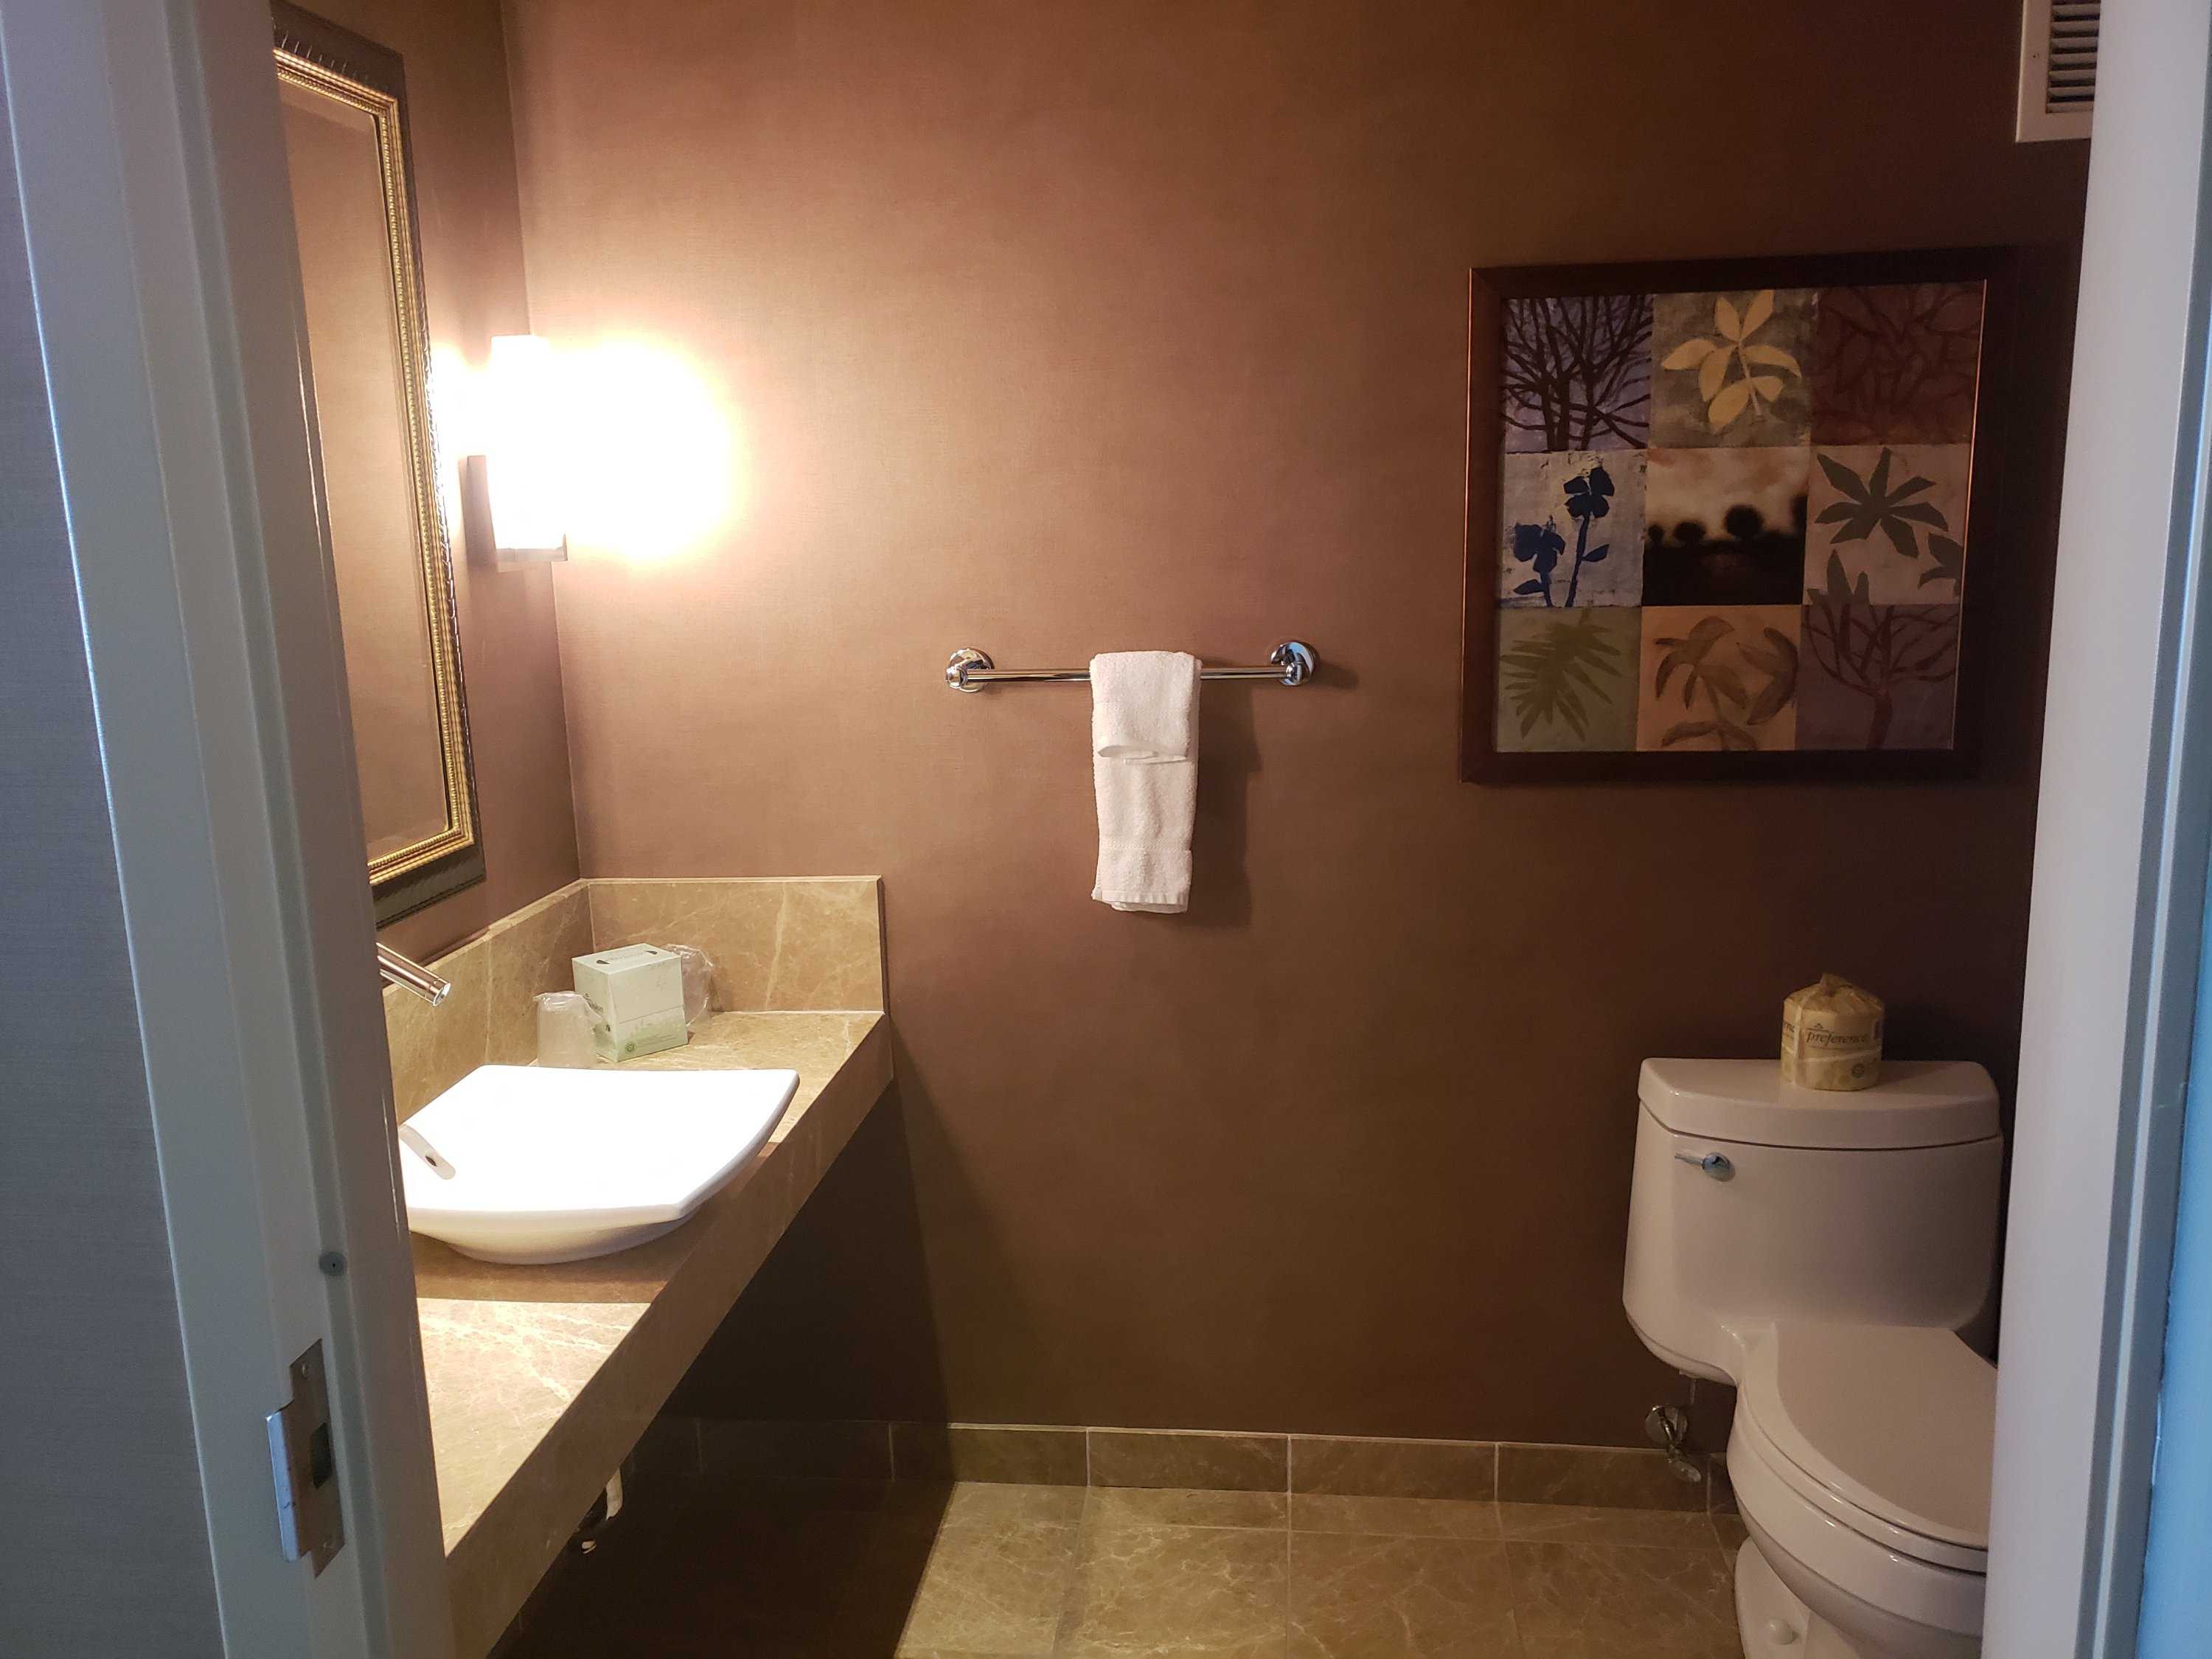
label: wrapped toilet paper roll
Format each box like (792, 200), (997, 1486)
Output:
(1781, 974), (1884, 1091)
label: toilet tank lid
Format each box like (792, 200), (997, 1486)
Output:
(1638, 1058), (1999, 1149)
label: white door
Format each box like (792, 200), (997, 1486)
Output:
(1981, 0), (2212, 1654)
(0, 0), (448, 1652)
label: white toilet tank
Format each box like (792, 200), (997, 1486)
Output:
(1622, 1058), (2003, 1382)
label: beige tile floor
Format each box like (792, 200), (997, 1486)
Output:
(501, 1477), (1749, 1658)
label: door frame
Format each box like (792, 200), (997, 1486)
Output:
(1988, 2), (2212, 1655)
(0, 0), (450, 1652)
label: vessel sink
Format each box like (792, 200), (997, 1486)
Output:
(398, 1064), (799, 1264)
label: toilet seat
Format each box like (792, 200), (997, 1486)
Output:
(1730, 1420), (1987, 1649)
(1737, 1321), (1994, 1573)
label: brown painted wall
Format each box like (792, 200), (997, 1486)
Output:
(316, 0), (581, 961)
(505, 0), (2087, 1444)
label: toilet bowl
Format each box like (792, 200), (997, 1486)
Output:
(1727, 1323), (1992, 1657)
(1620, 1058), (2004, 1659)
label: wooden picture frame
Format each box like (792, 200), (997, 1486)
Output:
(274, 4), (486, 919)
(1459, 248), (2013, 784)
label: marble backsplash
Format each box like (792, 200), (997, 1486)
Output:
(382, 877), (884, 1120)
(588, 877), (884, 1013)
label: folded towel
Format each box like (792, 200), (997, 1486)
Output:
(1090, 651), (1200, 913)
(1093, 649), (1199, 761)
(1092, 754), (1197, 912)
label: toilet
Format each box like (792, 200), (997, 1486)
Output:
(1622, 1058), (2003, 1659)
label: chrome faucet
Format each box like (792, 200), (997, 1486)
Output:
(377, 942), (451, 1005)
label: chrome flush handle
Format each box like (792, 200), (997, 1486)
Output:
(1674, 1150), (1734, 1180)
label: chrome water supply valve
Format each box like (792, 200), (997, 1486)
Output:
(1644, 1402), (1704, 1484)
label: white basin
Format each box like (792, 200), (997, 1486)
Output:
(399, 1064), (799, 1264)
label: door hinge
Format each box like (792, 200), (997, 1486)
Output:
(266, 1339), (344, 1573)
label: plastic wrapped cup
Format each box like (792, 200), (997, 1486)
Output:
(669, 944), (714, 1032)
(536, 990), (598, 1068)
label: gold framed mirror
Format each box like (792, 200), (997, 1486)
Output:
(274, 5), (482, 923)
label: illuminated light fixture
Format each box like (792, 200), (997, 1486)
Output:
(560, 341), (739, 563)
(481, 333), (568, 563)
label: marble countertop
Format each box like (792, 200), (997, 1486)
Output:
(414, 1009), (894, 1659)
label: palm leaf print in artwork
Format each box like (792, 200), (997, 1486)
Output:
(1814, 448), (1950, 563)
(1651, 614), (1798, 750)
(1658, 290), (1804, 433)
(1500, 609), (1626, 740)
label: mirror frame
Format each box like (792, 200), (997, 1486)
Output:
(274, 4), (484, 924)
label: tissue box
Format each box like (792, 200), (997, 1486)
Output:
(571, 944), (687, 1062)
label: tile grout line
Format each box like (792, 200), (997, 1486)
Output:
(1498, 1519), (1532, 1659)
(1282, 1435), (1294, 1648)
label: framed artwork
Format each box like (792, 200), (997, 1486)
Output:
(1459, 249), (2011, 783)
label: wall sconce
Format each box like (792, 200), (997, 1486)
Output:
(473, 333), (567, 565)
(442, 335), (737, 566)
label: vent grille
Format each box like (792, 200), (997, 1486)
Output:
(2045, 2), (2099, 111)
(2019, 0), (2098, 141)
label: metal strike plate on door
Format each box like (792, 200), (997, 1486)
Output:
(266, 1340), (344, 1573)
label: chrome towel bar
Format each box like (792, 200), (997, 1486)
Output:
(946, 641), (1317, 692)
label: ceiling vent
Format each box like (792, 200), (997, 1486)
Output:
(2017, 0), (2098, 141)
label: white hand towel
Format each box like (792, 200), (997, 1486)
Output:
(1090, 651), (1200, 913)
